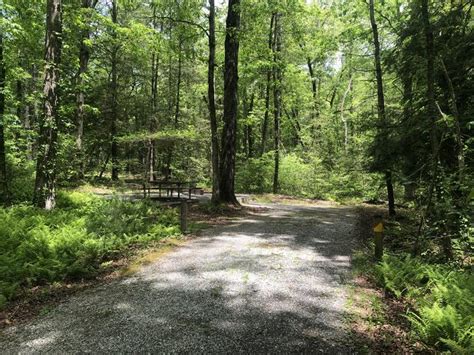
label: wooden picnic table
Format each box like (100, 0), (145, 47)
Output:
(143, 180), (199, 199)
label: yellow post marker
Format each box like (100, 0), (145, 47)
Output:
(373, 221), (384, 261)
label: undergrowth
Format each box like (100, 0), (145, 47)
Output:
(0, 191), (179, 309)
(374, 254), (473, 353)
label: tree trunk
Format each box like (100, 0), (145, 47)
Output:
(369, 0), (395, 216)
(33, 0), (62, 209)
(272, 13), (282, 195)
(421, 0), (439, 161)
(306, 58), (320, 122)
(174, 40), (182, 126)
(284, 108), (304, 149)
(340, 75), (352, 152)
(208, 0), (220, 202)
(440, 58), (464, 173)
(76, 0), (96, 179)
(260, 13), (275, 157)
(110, 0), (119, 181)
(0, 33), (8, 204)
(148, 4), (159, 182)
(247, 93), (254, 158)
(218, 0), (241, 204)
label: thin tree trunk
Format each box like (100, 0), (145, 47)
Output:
(272, 13), (282, 195)
(340, 75), (352, 152)
(76, 0), (96, 179)
(306, 58), (320, 121)
(174, 40), (182, 126)
(369, 0), (395, 216)
(421, 1), (450, 259)
(33, 0), (62, 209)
(421, 0), (439, 161)
(440, 58), (464, 173)
(260, 13), (275, 157)
(0, 33), (8, 204)
(148, 4), (159, 182)
(208, 0), (219, 202)
(218, 0), (241, 204)
(247, 93), (254, 157)
(284, 108), (304, 148)
(110, 0), (119, 181)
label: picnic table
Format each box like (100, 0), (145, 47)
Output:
(124, 176), (204, 200)
(137, 180), (202, 200)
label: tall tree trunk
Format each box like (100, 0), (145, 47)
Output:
(260, 13), (275, 156)
(340, 75), (352, 152)
(110, 0), (119, 181)
(218, 0), (241, 204)
(440, 58), (464, 173)
(421, 1), (451, 259)
(0, 33), (8, 204)
(272, 13), (282, 194)
(148, 4), (159, 182)
(174, 40), (182, 126)
(247, 93), (254, 158)
(369, 0), (395, 216)
(33, 0), (62, 209)
(76, 0), (96, 179)
(421, 0), (439, 161)
(284, 108), (304, 148)
(208, 0), (220, 202)
(242, 91), (254, 159)
(306, 57), (320, 123)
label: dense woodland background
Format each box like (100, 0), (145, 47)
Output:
(0, 0), (473, 351)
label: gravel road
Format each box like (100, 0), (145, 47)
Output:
(1, 201), (357, 353)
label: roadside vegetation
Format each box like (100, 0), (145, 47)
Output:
(352, 207), (473, 353)
(0, 191), (179, 310)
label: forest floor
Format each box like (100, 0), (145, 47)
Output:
(0, 199), (361, 353)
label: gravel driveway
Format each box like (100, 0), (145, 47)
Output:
(1, 201), (357, 353)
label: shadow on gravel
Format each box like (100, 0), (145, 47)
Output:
(1, 204), (356, 353)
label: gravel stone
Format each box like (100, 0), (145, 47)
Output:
(0, 202), (357, 354)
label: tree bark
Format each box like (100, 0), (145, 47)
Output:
(218, 0), (241, 204)
(369, 0), (395, 216)
(260, 13), (275, 157)
(110, 0), (119, 181)
(208, 0), (220, 202)
(33, 0), (62, 209)
(0, 33), (8, 204)
(272, 13), (282, 194)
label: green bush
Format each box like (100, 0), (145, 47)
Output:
(235, 153), (274, 193)
(0, 192), (180, 308)
(236, 152), (382, 201)
(375, 254), (474, 352)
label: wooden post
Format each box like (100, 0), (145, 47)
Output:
(373, 217), (384, 261)
(180, 200), (188, 233)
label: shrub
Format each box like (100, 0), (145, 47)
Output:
(375, 254), (474, 352)
(0, 192), (180, 308)
(236, 152), (382, 201)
